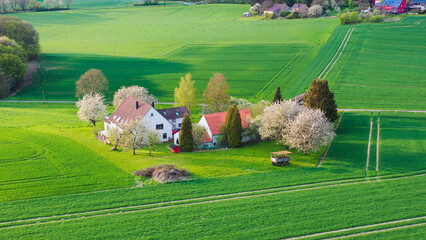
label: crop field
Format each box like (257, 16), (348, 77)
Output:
(303, 17), (426, 110)
(9, 5), (338, 101)
(0, 101), (424, 238)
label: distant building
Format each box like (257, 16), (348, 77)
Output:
(103, 96), (190, 143)
(290, 3), (309, 15)
(264, 4), (289, 18)
(375, 0), (407, 13)
(292, 93), (305, 105)
(242, 12), (252, 17)
(174, 109), (253, 148)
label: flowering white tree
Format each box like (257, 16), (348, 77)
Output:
(76, 92), (107, 127)
(121, 121), (160, 155)
(309, 5), (323, 17)
(250, 3), (261, 13)
(113, 85), (157, 108)
(259, 100), (304, 141)
(284, 108), (335, 154)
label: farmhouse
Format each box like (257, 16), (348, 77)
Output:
(174, 109), (253, 148)
(292, 93), (305, 105)
(375, 0), (407, 13)
(290, 3), (309, 15)
(264, 4), (289, 18)
(103, 96), (189, 142)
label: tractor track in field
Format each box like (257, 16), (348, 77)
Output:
(325, 222), (426, 239)
(318, 27), (355, 79)
(284, 216), (426, 240)
(366, 113), (374, 171)
(0, 172), (424, 229)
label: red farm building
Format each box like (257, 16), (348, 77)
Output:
(375, 0), (407, 13)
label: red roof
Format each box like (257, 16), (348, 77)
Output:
(104, 96), (152, 126)
(203, 109), (252, 136)
(202, 129), (213, 143)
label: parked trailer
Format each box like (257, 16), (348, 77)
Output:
(271, 151), (292, 166)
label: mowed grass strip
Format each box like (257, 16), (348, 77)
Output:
(0, 174), (424, 239)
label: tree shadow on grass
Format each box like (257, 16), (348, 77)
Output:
(14, 53), (190, 101)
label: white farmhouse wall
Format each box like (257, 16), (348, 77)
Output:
(198, 116), (213, 140)
(143, 108), (173, 142)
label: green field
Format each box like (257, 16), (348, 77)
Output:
(0, 101), (424, 238)
(1, 2), (425, 239)
(9, 4), (338, 101)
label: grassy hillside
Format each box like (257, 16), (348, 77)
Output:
(10, 5), (338, 101)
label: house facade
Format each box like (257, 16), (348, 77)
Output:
(290, 3), (309, 15)
(264, 4), (289, 17)
(103, 96), (189, 143)
(375, 0), (407, 13)
(174, 108), (253, 148)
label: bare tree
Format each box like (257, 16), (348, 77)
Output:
(113, 85), (157, 108)
(43, 0), (50, 9)
(76, 92), (107, 127)
(17, 0), (29, 10)
(284, 108), (335, 154)
(65, 0), (71, 8)
(259, 100), (304, 141)
(75, 69), (109, 98)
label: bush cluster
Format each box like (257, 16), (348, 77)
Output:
(340, 12), (361, 24)
(0, 16), (39, 99)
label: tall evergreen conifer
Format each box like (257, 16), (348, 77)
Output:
(273, 86), (282, 103)
(303, 79), (338, 122)
(224, 105), (236, 137)
(228, 105), (242, 148)
(179, 113), (194, 152)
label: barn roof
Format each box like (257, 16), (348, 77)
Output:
(104, 96), (152, 125)
(203, 109), (252, 136)
(265, 4), (286, 12)
(158, 106), (190, 121)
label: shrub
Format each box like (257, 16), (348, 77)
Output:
(340, 11), (360, 24)
(0, 53), (26, 86)
(264, 12), (275, 19)
(368, 15), (383, 22)
(280, 11), (289, 17)
(286, 12), (299, 19)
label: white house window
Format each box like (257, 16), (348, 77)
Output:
(151, 113), (154, 117)
(163, 133), (167, 139)
(178, 123), (181, 128)
(156, 124), (164, 130)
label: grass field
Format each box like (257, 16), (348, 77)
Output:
(0, 101), (424, 238)
(290, 16), (426, 110)
(9, 5), (338, 101)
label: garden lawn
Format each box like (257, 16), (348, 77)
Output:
(9, 4), (338, 101)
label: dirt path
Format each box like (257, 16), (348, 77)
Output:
(285, 216), (426, 240)
(366, 113), (374, 171)
(376, 113), (380, 172)
(325, 222), (426, 239)
(1, 172), (424, 229)
(318, 28), (355, 79)
(6, 60), (39, 98)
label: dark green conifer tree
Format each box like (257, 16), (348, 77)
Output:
(303, 79), (338, 122)
(273, 86), (282, 103)
(179, 113), (194, 152)
(228, 105), (242, 148)
(223, 104), (236, 137)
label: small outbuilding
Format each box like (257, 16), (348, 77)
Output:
(242, 12), (252, 17)
(271, 151), (292, 166)
(169, 144), (180, 153)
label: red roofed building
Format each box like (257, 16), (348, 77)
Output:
(174, 108), (253, 148)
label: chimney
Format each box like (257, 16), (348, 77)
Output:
(151, 102), (155, 109)
(136, 101), (139, 109)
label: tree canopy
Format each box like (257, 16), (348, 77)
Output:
(203, 73), (230, 113)
(303, 79), (338, 122)
(228, 105), (242, 148)
(113, 85), (157, 108)
(76, 92), (107, 126)
(273, 86), (282, 103)
(174, 73), (197, 111)
(75, 69), (109, 98)
(179, 113), (194, 152)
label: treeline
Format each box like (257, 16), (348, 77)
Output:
(0, 16), (40, 98)
(0, 0), (73, 13)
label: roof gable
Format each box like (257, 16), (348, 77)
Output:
(158, 106), (191, 120)
(105, 96), (152, 126)
(202, 109), (253, 136)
